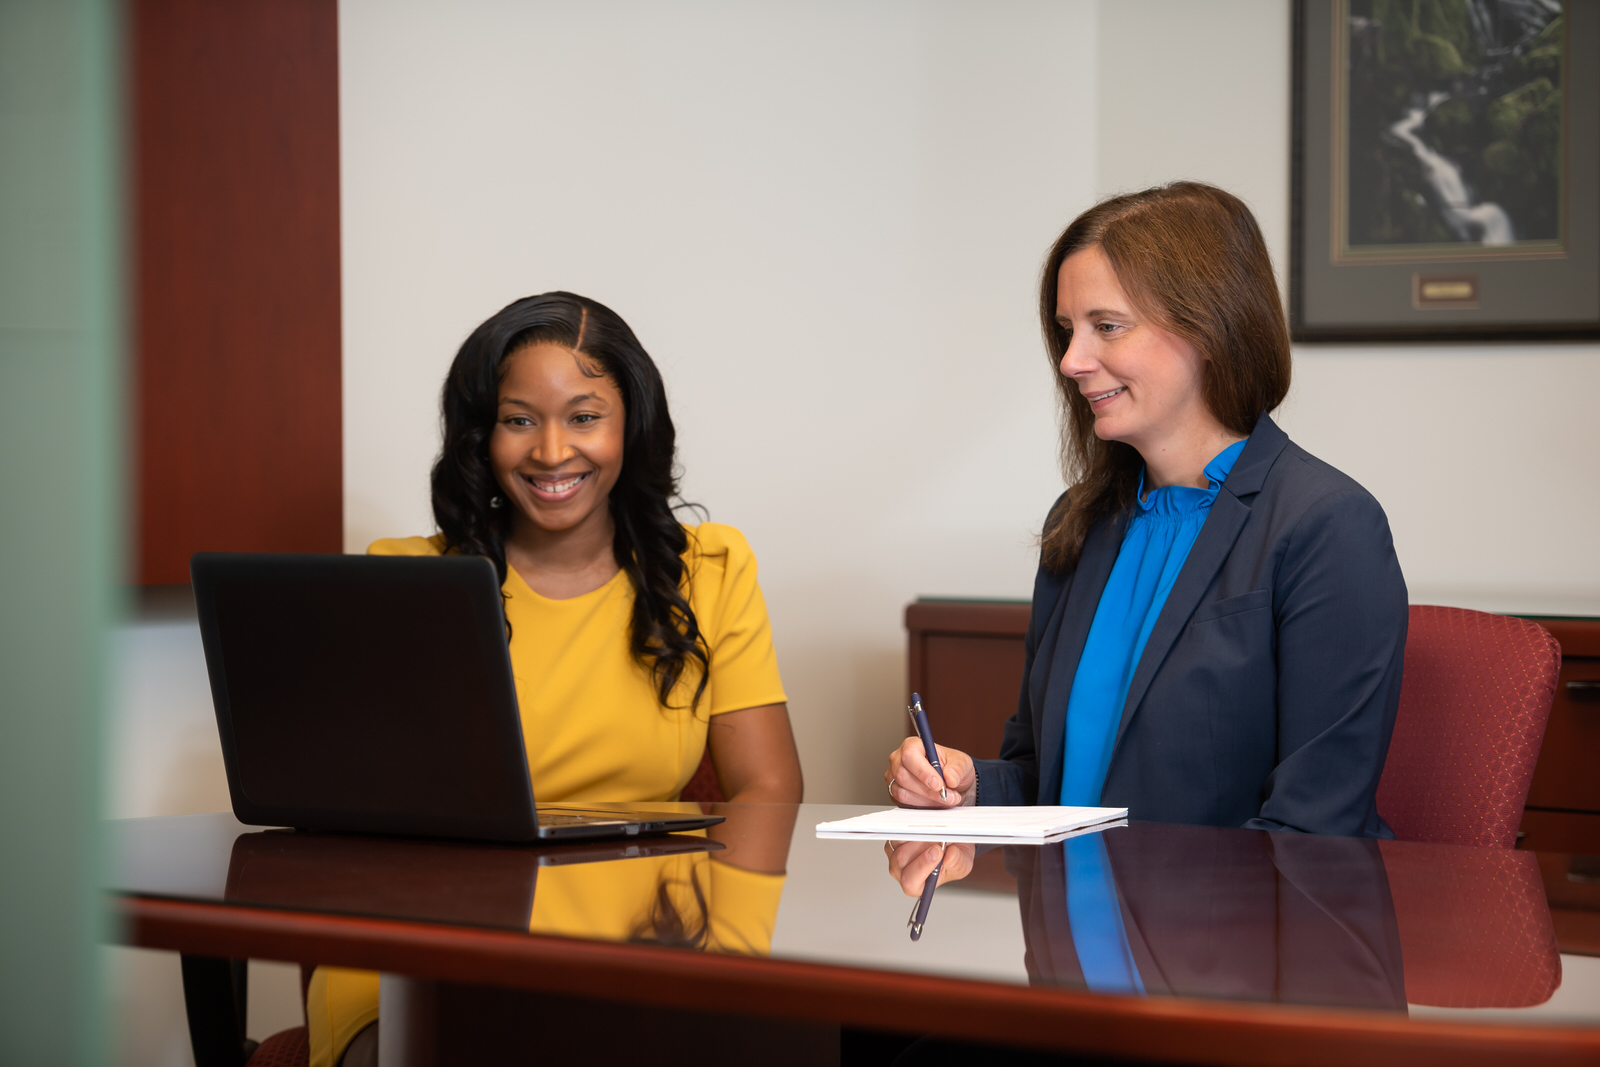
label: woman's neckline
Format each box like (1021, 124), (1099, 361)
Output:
(505, 562), (627, 604)
(1137, 438), (1248, 507)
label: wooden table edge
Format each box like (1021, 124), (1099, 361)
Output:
(115, 894), (1600, 1067)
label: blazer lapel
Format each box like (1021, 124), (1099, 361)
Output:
(1109, 414), (1290, 754)
(1037, 512), (1123, 804)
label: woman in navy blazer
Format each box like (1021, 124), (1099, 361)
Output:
(885, 183), (1407, 840)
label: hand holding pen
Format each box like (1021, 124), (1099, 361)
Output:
(883, 839), (977, 940)
(883, 692), (976, 808)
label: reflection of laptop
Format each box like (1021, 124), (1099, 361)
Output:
(224, 829), (723, 930)
(191, 552), (723, 842)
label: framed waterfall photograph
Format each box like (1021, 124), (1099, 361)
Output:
(1290, 0), (1600, 341)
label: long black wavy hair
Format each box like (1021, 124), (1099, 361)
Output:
(430, 292), (710, 710)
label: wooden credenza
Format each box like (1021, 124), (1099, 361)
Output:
(1518, 617), (1600, 854)
(905, 600), (1600, 852)
(904, 599), (1031, 762)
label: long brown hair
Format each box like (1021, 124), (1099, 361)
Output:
(1037, 182), (1291, 572)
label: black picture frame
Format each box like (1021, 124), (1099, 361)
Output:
(1290, 0), (1600, 342)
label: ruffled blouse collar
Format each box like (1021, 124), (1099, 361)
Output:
(1134, 438), (1249, 521)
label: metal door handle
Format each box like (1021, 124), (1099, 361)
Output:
(1569, 680), (1600, 703)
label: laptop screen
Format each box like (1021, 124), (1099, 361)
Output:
(194, 553), (536, 838)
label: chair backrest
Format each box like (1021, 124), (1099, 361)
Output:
(679, 749), (724, 803)
(1376, 606), (1560, 849)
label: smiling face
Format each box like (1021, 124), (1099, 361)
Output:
(489, 342), (625, 542)
(1055, 244), (1222, 466)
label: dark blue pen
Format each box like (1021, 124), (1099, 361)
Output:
(909, 692), (946, 801)
(908, 847), (944, 941)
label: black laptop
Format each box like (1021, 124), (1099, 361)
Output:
(190, 552), (723, 842)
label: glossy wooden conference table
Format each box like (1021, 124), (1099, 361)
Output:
(110, 803), (1600, 1066)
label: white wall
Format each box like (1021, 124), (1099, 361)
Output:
(108, 616), (230, 820)
(339, 0), (1099, 804)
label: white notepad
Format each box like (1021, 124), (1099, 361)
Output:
(814, 805), (1128, 842)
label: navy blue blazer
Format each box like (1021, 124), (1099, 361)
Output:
(974, 413), (1407, 837)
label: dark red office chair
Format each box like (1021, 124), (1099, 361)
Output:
(246, 962), (314, 1066)
(177, 955), (311, 1067)
(1376, 605), (1560, 850)
(245, 1023), (310, 1067)
(679, 748), (724, 803)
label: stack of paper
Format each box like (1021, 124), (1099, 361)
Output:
(815, 805), (1128, 842)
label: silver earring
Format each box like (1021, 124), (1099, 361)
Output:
(490, 495), (505, 509)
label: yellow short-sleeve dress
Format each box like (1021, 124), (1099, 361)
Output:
(307, 522), (788, 1067)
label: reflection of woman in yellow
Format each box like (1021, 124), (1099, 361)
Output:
(534, 806), (798, 956)
(309, 293), (802, 1067)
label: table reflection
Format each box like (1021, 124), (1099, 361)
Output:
(1378, 839), (1562, 1009)
(885, 821), (1562, 1013)
(111, 805), (1567, 1022)
(1017, 826), (1406, 1010)
(218, 801), (799, 958)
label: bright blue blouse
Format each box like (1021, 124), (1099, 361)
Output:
(1058, 439), (1248, 807)
(1064, 833), (1146, 994)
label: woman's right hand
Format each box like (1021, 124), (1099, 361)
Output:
(885, 737), (975, 808)
(884, 840), (976, 895)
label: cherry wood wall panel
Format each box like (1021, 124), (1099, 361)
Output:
(134, 0), (341, 584)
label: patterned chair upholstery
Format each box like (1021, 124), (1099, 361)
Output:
(1376, 605), (1561, 849)
(245, 1024), (309, 1067)
(679, 749), (724, 803)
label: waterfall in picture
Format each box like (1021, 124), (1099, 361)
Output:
(1389, 91), (1515, 246)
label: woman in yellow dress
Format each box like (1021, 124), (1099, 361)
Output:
(310, 291), (803, 1067)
